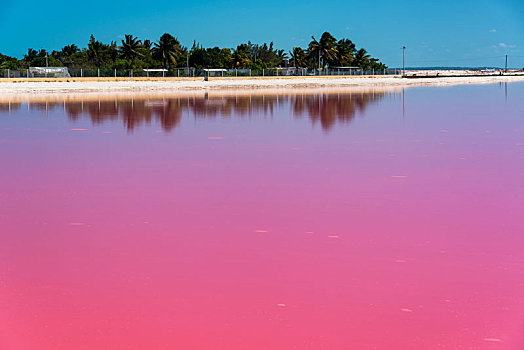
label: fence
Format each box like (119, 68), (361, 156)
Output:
(1, 67), (402, 79)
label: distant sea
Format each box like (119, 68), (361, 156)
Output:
(401, 66), (511, 70)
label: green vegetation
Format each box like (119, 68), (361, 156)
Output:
(0, 31), (386, 71)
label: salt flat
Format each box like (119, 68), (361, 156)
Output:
(0, 75), (523, 98)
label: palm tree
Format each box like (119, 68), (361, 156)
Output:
(335, 39), (356, 66)
(62, 44), (79, 57)
(141, 40), (153, 58)
(152, 33), (182, 68)
(119, 34), (142, 64)
(276, 49), (288, 66)
(353, 48), (371, 69)
(289, 47), (306, 68)
(54, 44), (79, 66)
(231, 44), (251, 68)
(87, 35), (104, 67)
(142, 40), (152, 52)
(308, 32), (338, 69)
(24, 48), (38, 62)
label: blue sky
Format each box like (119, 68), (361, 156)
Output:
(1, 0), (523, 67)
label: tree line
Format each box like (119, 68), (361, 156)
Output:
(0, 32), (386, 71)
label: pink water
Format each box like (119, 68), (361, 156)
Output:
(1, 84), (524, 350)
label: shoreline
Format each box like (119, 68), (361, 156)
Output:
(0, 75), (523, 101)
(0, 86), (401, 104)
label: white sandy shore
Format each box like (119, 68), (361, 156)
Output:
(0, 76), (523, 99)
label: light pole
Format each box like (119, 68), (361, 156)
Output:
(402, 46), (406, 77)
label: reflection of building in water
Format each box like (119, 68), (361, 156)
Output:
(0, 91), (392, 132)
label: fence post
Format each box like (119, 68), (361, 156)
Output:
(146, 70), (149, 78)
(235, 69), (237, 77)
(163, 70), (165, 78)
(114, 69), (116, 78)
(262, 69), (264, 76)
(177, 69), (179, 77)
(249, 69), (251, 76)
(7, 69), (9, 78)
(97, 68), (100, 77)
(130, 69), (133, 78)
(81, 68), (83, 77)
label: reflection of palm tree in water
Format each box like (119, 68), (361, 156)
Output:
(293, 93), (384, 130)
(0, 91), (388, 132)
(65, 99), (182, 132)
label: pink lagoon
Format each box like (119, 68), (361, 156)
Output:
(1, 83), (524, 350)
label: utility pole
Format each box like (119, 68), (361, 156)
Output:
(45, 50), (49, 78)
(505, 54), (508, 73)
(402, 46), (406, 77)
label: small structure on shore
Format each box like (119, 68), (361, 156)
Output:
(204, 69), (228, 77)
(29, 67), (70, 78)
(143, 69), (168, 77)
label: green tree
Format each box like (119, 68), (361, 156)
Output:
(23, 49), (38, 63)
(335, 39), (356, 66)
(308, 32), (338, 68)
(289, 47), (306, 68)
(276, 49), (288, 66)
(87, 35), (116, 68)
(53, 44), (80, 66)
(119, 34), (142, 67)
(142, 40), (152, 53)
(62, 44), (79, 57)
(353, 48), (371, 69)
(0, 53), (19, 70)
(231, 44), (251, 68)
(152, 33), (182, 68)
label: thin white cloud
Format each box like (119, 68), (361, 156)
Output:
(499, 42), (507, 47)
(489, 29), (497, 33)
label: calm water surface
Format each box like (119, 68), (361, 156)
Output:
(1, 84), (524, 350)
